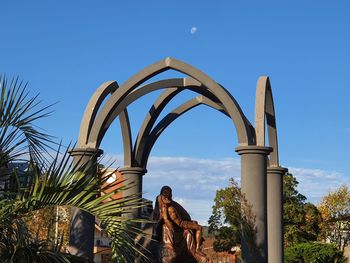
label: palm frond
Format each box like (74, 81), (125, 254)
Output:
(0, 75), (151, 262)
(0, 146), (150, 262)
(0, 75), (56, 169)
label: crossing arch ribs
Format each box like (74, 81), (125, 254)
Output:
(70, 57), (286, 263)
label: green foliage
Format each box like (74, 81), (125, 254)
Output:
(284, 242), (344, 263)
(24, 206), (71, 247)
(209, 173), (323, 255)
(0, 76), (54, 169)
(0, 76), (148, 262)
(283, 173), (322, 246)
(208, 179), (241, 253)
(318, 185), (350, 250)
(0, 149), (146, 262)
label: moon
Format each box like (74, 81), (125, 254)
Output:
(190, 27), (197, 34)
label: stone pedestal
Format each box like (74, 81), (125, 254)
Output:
(236, 146), (272, 263)
(69, 147), (103, 260)
(267, 166), (287, 263)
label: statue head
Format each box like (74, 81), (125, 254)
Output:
(160, 185), (172, 204)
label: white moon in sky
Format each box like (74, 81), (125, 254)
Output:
(190, 27), (197, 34)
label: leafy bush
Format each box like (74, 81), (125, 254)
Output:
(284, 242), (344, 263)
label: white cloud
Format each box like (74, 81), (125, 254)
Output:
(289, 167), (348, 205)
(173, 197), (213, 226)
(143, 156), (240, 196)
(100, 153), (349, 225)
(142, 156), (241, 225)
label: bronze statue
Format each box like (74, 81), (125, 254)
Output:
(153, 186), (210, 263)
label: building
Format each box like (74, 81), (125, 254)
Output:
(94, 222), (112, 263)
(0, 162), (29, 194)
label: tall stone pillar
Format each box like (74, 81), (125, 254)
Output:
(267, 166), (287, 263)
(69, 147), (103, 260)
(119, 167), (147, 219)
(235, 146), (272, 263)
(119, 167), (147, 262)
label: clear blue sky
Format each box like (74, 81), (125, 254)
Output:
(1, 1), (349, 223)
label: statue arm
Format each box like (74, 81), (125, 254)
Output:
(168, 206), (187, 228)
(161, 204), (174, 231)
(168, 207), (201, 230)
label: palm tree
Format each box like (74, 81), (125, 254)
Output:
(0, 76), (147, 262)
(0, 76), (54, 170)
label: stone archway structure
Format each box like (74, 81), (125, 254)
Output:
(70, 58), (287, 263)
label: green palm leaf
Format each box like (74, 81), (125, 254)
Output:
(0, 76), (151, 262)
(0, 76), (55, 169)
(0, 147), (149, 262)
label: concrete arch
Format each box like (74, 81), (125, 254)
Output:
(76, 80), (134, 167)
(78, 81), (118, 147)
(124, 77), (232, 167)
(255, 76), (279, 166)
(92, 78), (195, 149)
(79, 77), (233, 167)
(86, 57), (254, 148)
(112, 76), (245, 168)
(87, 78), (222, 166)
(71, 59), (284, 262)
(119, 109), (133, 167)
(255, 77), (287, 263)
(92, 78), (224, 167)
(133, 78), (229, 167)
(140, 95), (229, 168)
(133, 87), (183, 167)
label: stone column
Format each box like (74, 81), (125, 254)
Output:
(235, 146), (272, 263)
(69, 147), (103, 260)
(119, 167), (147, 262)
(267, 166), (287, 263)
(119, 167), (147, 219)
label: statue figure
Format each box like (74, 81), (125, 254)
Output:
(153, 186), (210, 263)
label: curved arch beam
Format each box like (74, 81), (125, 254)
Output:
(140, 95), (229, 167)
(87, 57), (254, 148)
(86, 77), (239, 150)
(134, 77), (223, 165)
(133, 87), (182, 166)
(119, 109), (133, 167)
(134, 91), (228, 163)
(255, 76), (279, 166)
(92, 79), (188, 148)
(77, 81), (118, 147)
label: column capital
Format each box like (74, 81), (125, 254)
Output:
(267, 166), (288, 175)
(69, 147), (103, 157)
(235, 145), (272, 155)
(119, 166), (147, 176)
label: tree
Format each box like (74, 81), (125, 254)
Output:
(0, 76), (54, 171)
(25, 206), (71, 247)
(284, 242), (345, 263)
(208, 179), (241, 253)
(208, 173), (322, 254)
(318, 185), (350, 251)
(283, 173), (322, 246)
(0, 76), (146, 262)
